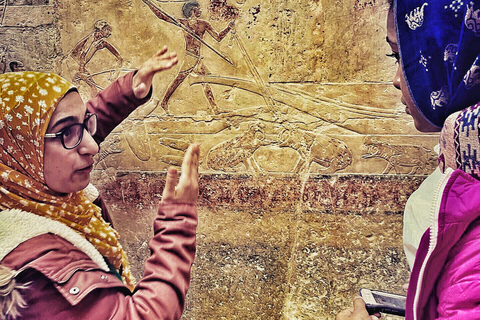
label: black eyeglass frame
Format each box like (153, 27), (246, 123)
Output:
(44, 113), (97, 150)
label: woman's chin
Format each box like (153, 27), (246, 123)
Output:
(48, 179), (91, 195)
(78, 179), (91, 192)
(414, 120), (441, 133)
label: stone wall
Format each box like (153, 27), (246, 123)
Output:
(1, 0), (438, 318)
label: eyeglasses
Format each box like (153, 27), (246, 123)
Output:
(44, 113), (97, 150)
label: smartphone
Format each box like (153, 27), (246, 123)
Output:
(359, 288), (406, 317)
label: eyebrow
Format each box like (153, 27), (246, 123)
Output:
(49, 111), (88, 132)
(48, 116), (79, 132)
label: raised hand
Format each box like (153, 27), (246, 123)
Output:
(161, 144), (200, 204)
(132, 45), (178, 99)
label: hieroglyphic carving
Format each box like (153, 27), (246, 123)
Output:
(124, 121), (152, 162)
(142, 0), (236, 114)
(189, 75), (402, 131)
(206, 122), (270, 173)
(61, 20), (127, 98)
(0, 0), (433, 176)
(95, 135), (124, 170)
(362, 138), (437, 174)
(277, 126), (352, 174)
(159, 137), (190, 166)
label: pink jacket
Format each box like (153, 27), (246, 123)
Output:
(0, 72), (197, 319)
(406, 168), (480, 319)
(1, 203), (197, 320)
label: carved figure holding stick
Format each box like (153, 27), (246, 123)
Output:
(143, 0), (235, 114)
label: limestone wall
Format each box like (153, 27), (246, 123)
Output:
(1, 0), (437, 318)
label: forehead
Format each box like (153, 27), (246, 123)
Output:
(386, 9), (397, 45)
(49, 91), (86, 124)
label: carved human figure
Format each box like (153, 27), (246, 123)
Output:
(206, 123), (268, 173)
(69, 20), (123, 97)
(143, 0), (235, 114)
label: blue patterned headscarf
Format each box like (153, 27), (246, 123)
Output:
(395, 0), (480, 129)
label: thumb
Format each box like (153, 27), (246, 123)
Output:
(352, 297), (379, 319)
(352, 297), (367, 310)
(163, 167), (178, 200)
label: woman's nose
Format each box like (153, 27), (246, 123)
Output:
(393, 63), (401, 90)
(78, 129), (99, 155)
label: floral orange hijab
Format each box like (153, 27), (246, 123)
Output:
(0, 72), (135, 289)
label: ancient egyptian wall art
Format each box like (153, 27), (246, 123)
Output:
(142, 0), (236, 114)
(1, 0), (438, 176)
(362, 137), (438, 174)
(71, 0), (436, 176)
(0, 0), (51, 73)
(60, 20), (132, 100)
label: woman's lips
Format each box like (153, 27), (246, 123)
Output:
(77, 164), (93, 172)
(401, 96), (410, 115)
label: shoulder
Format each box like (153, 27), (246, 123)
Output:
(436, 218), (480, 317)
(1, 234), (127, 318)
(2, 233), (100, 271)
(0, 209), (109, 271)
(442, 169), (480, 223)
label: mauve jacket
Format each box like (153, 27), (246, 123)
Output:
(0, 72), (197, 319)
(406, 168), (480, 320)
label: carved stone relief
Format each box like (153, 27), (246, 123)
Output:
(362, 137), (437, 174)
(0, 0), (438, 175)
(47, 0), (439, 176)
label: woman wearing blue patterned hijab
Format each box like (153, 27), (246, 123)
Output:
(337, 1), (480, 319)
(395, 0), (480, 129)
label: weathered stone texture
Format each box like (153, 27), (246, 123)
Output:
(95, 172), (414, 319)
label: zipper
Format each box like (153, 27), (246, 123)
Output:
(412, 168), (453, 320)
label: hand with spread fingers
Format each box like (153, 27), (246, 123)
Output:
(161, 143), (200, 205)
(132, 45), (179, 99)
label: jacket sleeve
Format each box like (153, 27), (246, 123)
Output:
(121, 202), (198, 319)
(91, 202), (197, 320)
(86, 71), (152, 144)
(432, 218), (480, 319)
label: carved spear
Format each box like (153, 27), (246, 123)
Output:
(142, 0), (233, 65)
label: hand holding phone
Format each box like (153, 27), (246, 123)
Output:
(359, 288), (406, 317)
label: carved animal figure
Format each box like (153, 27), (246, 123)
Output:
(94, 135), (123, 169)
(159, 137), (191, 167)
(206, 123), (269, 172)
(278, 128), (352, 174)
(362, 139), (437, 174)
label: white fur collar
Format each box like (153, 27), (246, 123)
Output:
(83, 183), (100, 202)
(0, 209), (109, 271)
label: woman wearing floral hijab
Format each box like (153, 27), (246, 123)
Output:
(337, 0), (480, 319)
(0, 46), (201, 320)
